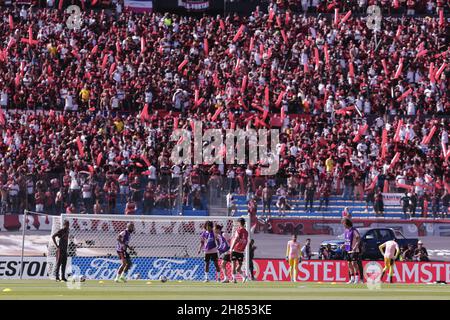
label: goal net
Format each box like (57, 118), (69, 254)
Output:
(46, 214), (251, 281)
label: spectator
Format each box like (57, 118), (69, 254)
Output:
(301, 238), (312, 260)
(400, 192), (412, 219)
(414, 240), (429, 262)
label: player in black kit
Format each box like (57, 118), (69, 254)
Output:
(52, 220), (70, 282)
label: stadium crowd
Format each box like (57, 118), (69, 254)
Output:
(0, 2), (448, 218)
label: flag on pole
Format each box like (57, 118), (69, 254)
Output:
(76, 137), (85, 158)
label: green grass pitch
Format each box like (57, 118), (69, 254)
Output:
(1, 280), (450, 300)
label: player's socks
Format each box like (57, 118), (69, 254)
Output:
(222, 275), (229, 283)
(354, 275), (359, 283)
(347, 275), (354, 284)
(216, 272), (220, 282)
(232, 274), (237, 283)
(204, 272), (209, 282)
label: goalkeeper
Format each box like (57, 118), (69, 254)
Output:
(379, 239), (400, 284)
(115, 222), (135, 283)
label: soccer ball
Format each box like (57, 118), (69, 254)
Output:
(159, 275), (167, 283)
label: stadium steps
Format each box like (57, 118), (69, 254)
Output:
(231, 194), (412, 219)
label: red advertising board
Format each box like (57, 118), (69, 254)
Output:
(253, 259), (450, 284)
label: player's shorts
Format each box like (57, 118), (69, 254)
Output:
(204, 252), (219, 263)
(231, 251), (244, 262)
(220, 253), (231, 262)
(346, 252), (360, 262)
(118, 251), (132, 266)
(384, 257), (395, 268)
(288, 258), (299, 268)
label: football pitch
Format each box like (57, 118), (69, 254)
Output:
(1, 280), (449, 300)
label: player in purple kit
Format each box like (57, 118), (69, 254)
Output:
(115, 222), (135, 283)
(198, 221), (221, 282)
(214, 224), (231, 283)
(342, 218), (364, 284)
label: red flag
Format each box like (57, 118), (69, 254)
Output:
(396, 88), (413, 102)
(241, 75), (247, 94)
(109, 62), (116, 75)
(276, 15), (282, 28)
(96, 153), (103, 166)
(429, 62), (436, 84)
(262, 109), (268, 121)
(280, 107), (285, 122)
(381, 59), (389, 76)
(334, 8), (339, 25)
(439, 9), (444, 27)
(204, 38), (209, 55)
(76, 137), (85, 158)
(211, 107), (223, 122)
(348, 60), (355, 78)
(416, 49), (428, 59)
(352, 124), (369, 143)
(388, 152), (400, 171)
(141, 155), (151, 167)
(268, 8), (275, 22)
(314, 47), (320, 69)
(381, 129), (388, 159)
(91, 45), (98, 55)
(195, 98), (205, 107)
(174, 118), (179, 130)
(423, 126), (437, 145)
(69, 48), (81, 60)
(394, 58), (403, 79)
(8, 15), (14, 30)
(140, 37), (146, 54)
(275, 91), (284, 108)
(285, 11), (290, 25)
(101, 54), (108, 71)
(58, 0), (64, 11)
(383, 180), (389, 193)
(140, 104), (150, 121)
(365, 175), (378, 192)
(249, 37), (255, 52)
(219, 19), (225, 30)
(435, 62), (447, 80)
(232, 25), (245, 43)
(0, 108), (5, 126)
(339, 10), (352, 25)
(264, 86), (269, 106)
(324, 44), (330, 67)
(194, 89), (199, 105)
(393, 119), (403, 142)
(178, 59), (188, 72)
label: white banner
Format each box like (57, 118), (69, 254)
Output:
(0, 256), (48, 279)
(124, 0), (153, 13)
(382, 193), (404, 206)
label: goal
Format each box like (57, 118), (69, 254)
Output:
(46, 214), (251, 281)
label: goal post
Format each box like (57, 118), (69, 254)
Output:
(47, 214), (251, 282)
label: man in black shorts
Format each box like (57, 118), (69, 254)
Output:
(229, 218), (249, 283)
(52, 220), (70, 282)
(198, 221), (220, 282)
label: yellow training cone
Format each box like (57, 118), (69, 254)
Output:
(2, 288), (11, 292)
(146, 281), (152, 284)
(98, 281), (104, 284)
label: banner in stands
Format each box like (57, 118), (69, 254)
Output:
(178, 0), (209, 11)
(0, 214), (53, 231)
(125, 0), (153, 12)
(382, 193), (404, 205)
(0, 257), (49, 279)
(253, 259), (450, 283)
(265, 217), (450, 237)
